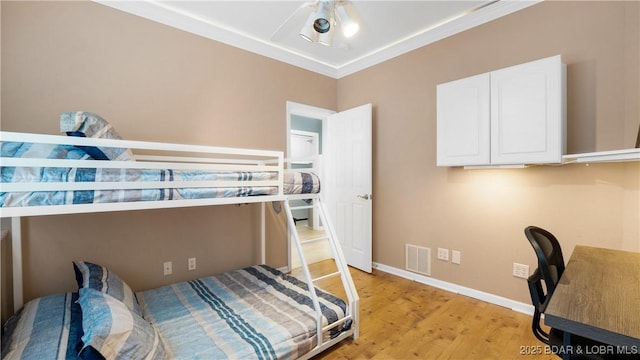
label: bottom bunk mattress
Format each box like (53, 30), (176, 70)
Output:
(2, 265), (349, 360)
(136, 265), (349, 359)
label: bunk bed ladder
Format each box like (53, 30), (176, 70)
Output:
(283, 196), (359, 356)
(314, 197), (359, 340)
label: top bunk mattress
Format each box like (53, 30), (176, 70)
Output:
(0, 166), (320, 207)
(1, 164), (280, 207)
(0, 143), (320, 209)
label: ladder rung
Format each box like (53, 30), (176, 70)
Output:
(322, 315), (352, 332)
(300, 236), (329, 245)
(312, 271), (341, 282)
(290, 205), (314, 211)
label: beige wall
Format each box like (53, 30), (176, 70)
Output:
(1, 1), (335, 302)
(338, 0), (639, 303)
(1, 0), (638, 309)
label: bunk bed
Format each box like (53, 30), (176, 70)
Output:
(0, 112), (359, 359)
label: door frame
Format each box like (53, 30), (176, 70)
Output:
(286, 102), (335, 270)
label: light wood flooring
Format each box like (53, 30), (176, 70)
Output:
(291, 222), (333, 268)
(293, 261), (556, 360)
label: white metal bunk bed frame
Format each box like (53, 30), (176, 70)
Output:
(0, 130), (359, 359)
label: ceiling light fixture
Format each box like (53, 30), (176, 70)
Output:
(313, 1), (332, 34)
(317, 25), (333, 46)
(299, 0), (359, 46)
(335, 2), (359, 38)
(299, 12), (316, 42)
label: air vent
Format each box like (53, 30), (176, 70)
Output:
(406, 244), (431, 276)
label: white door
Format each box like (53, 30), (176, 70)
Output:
(323, 104), (372, 273)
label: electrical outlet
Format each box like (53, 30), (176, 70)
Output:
(163, 261), (172, 276)
(451, 250), (461, 265)
(513, 263), (530, 279)
(437, 248), (449, 261)
(188, 257), (196, 271)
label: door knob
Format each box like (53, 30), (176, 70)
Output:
(357, 194), (372, 200)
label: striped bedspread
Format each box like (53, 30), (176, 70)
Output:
(283, 172), (320, 195)
(2, 266), (348, 360)
(1, 293), (82, 360)
(136, 265), (349, 359)
(1, 142), (321, 208)
(0, 167), (280, 207)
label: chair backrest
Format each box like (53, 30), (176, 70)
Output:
(524, 225), (566, 345)
(524, 225), (565, 298)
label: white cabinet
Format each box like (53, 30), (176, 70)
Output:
(437, 55), (566, 167)
(436, 73), (491, 166)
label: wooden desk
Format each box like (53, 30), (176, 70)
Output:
(545, 245), (640, 350)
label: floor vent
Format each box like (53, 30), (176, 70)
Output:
(406, 244), (431, 276)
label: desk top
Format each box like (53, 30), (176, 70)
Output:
(545, 245), (640, 347)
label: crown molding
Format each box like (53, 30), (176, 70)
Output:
(94, 0), (341, 78)
(336, 0), (542, 78)
(94, 0), (542, 79)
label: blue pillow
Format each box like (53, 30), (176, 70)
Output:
(0, 141), (92, 160)
(1, 292), (83, 360)
(77, 288), (165, 360)
(73, 261), (141, 316)
(60, 111), (135, 161)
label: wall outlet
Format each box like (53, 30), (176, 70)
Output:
(512, 263), (530, 279)
(188, 257), (196, 271)
(451, 250), (461, 265)
(437, 248), (449, 261)
(163, 261), (173, 276)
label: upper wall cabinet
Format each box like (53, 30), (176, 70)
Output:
(437, 55), (566, 167)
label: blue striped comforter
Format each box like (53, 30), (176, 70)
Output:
(1, 142), (321, 208)
(2, 266), (348, 360)
(0, 167), (280, 207)
(136, 265), (348, 359)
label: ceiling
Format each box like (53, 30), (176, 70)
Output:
(95, 0), (540, 79)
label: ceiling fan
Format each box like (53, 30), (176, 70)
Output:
(270, 0), (361, 47)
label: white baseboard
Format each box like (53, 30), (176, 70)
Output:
(372, 262), (534, 316)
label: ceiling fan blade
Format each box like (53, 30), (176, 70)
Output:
(270, 2), (315, 42)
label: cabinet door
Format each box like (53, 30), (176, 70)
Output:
(490, 55), (565, 164)
(436, 73), (490, 166)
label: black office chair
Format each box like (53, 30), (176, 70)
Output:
(525, 226), (610, 359)
(525, 225), (565, 344)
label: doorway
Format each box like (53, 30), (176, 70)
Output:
(287, 103), (334, 269)
(286, 101), (373, 273)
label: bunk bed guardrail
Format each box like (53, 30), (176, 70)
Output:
(0, 130), (286, 217)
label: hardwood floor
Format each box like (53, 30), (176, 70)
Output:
(294, 262), (556, 360)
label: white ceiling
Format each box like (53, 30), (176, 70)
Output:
(95, 0), (540, 79)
